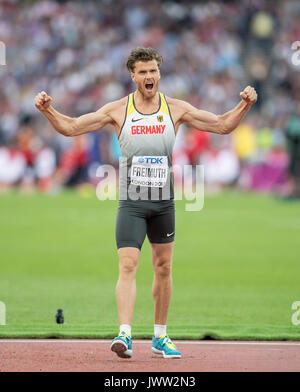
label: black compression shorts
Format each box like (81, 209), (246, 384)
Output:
(115, 199), (175, 250)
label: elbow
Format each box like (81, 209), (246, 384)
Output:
(62, 118), (77, 137)
(219, 127), (232, 135)
(64, 129), (73, 137)
(217, 117), (232, 135)
(57, 128), (72, 137)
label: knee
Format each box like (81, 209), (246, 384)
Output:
(119, 257), (138, 276)
(154, 257), (172, 278)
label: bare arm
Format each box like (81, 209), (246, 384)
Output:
(34, 91), (116, 137)
(177, 86), (257, 135)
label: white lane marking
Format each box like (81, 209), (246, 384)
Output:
(0, 340), (299, 346)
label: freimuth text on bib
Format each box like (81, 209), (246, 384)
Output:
(130, 156), (168, 188)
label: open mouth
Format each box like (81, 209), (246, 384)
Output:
(145, 82), (154, 91)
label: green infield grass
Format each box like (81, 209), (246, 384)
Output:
(0, 189), (300, 340)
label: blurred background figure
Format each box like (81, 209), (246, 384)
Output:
(53, 135), (89, 190)
(0, 138), (26, 193)
(285, 98), (300, 199)
(200, 134), (240, 193)
(0, 0), (300, 198)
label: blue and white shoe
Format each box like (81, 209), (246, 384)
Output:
(110, 331), (133, 358)
(152, 335), (181, 358)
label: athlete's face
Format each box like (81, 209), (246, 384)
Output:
(131, 60), (161, 98)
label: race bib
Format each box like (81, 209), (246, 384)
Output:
(130, 156), (168, 188)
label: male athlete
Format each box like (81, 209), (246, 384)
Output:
(35, 47), (257, 359)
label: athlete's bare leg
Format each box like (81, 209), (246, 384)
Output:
(116, 247), (140, 325)
(151, 242), (174, 325)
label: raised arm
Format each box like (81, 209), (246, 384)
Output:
(174, 86), (257, 135)
(34, 91), (116, 137)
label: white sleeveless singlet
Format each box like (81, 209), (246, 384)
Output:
(118, 92), (176, 201)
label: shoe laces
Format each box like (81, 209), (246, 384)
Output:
(159, 335), (176, 349)
(119, 331), (130, 340)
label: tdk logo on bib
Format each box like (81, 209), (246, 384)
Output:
(138, 157), (164, 164)
(131, 156), (168, 188)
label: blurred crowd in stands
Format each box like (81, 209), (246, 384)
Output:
(1, 0), (300, 197)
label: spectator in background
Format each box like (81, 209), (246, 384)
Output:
(285, 98), (300, 199)
(232, 120), (257, 163)
(16, 124), (37, 192)
(184, 127), (210, 166)
(200, 135), (240, 192)
(0, 0), (299, 195)
(53, 135), (89, 189)
(0, 139), (26, 192)
(0, 126), (56, 193)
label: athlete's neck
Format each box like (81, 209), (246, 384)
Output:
(133, 90), (160, 114)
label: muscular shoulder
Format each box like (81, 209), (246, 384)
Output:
(164, 96), (192, 127)
(99, 96), (128, 114)
(97, 96), (128, 130)
(165, 96), (187, 108)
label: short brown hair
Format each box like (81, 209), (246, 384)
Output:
(126, 47), (163, 73)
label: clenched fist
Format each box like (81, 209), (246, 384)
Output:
(240, 86), (257, 105)
(34, 91), (52, 111)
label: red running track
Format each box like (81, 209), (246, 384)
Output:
(0, 339), (300, 372)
